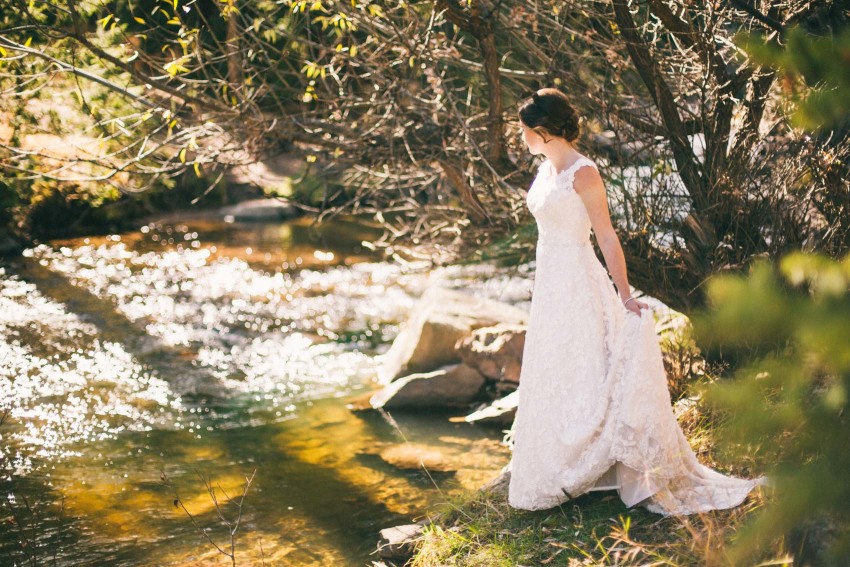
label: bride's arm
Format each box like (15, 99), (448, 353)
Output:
(573, 166), (644, 309)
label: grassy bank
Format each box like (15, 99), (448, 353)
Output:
(407, 468), (770, 567)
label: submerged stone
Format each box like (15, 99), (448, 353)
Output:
(377, 443), (455, 472)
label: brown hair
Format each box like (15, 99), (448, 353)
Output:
(518, 87), (581, 143)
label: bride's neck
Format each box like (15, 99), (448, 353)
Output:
(545, 145), (581, 173)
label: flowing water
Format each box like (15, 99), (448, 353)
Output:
(0, 213), (535, 566)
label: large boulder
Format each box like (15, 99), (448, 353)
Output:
(455, 324), (526, 389)
(370, 363), (485, 409)
(377, 287), (528, 383)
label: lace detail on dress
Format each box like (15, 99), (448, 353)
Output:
(526, 156), (598, 248)
(547, 156), (598, 195)
(506, 155), (763, 515)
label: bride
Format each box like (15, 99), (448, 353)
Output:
(505, 88), (763, 515)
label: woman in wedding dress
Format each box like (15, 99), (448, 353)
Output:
(505, 88), (763, 516)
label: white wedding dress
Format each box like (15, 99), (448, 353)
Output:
(505, 156), (763, 515)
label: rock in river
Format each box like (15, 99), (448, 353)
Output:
(377, 286), (528, 383)
(461, 390), (519, 426)
(376, 522), (426, 561)
(219, 198), (299, 222)
(456, 323), (526, 388)
(370, 363), (485, 409)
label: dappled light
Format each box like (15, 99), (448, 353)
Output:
(2, 0), (847, 564)
(1, 216), (527, 564)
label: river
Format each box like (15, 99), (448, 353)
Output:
(0, 212), (534, 565)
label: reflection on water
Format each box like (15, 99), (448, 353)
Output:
(0, 214), (532, 565)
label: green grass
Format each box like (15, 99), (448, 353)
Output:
(407, 480), (778, 566)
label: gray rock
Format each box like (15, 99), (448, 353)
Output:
(377, 523), (426, 560)
(456, 324), (526, 384)
(480, 464), (511, 495)
(219, 198), (298, 222)
(463, 390), (519, 426)
(370, 363), (486, 409)
(378, 287), (528, 383)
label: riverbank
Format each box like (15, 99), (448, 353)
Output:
(367, 303), (781, 566)
(394, 397), (768, 566)
(376, 395), (778, 567)
(402, 471), (763, 566)
(0, 163), (306, 254)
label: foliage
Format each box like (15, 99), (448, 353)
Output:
(1, 1), (848, 311)
(0, 0), (242, 239)
(737, 25), (850, 131)
(692, 251), (850, 564)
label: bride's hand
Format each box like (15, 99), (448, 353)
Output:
(622, 296), (649, 316)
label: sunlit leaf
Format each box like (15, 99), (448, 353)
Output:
(98, 14), (114, 29)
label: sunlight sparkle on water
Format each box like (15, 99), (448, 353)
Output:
(0, 268), (183, 475)
(6, 239), (534, 475)
(1, 222), (533, 565)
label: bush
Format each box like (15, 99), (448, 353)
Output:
(693, 250), (850, 564)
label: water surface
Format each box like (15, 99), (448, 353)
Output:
(1, 213), (532, 565)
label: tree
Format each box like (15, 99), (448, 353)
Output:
(1, 1), (848, 311)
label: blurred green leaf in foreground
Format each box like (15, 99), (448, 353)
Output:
(693, 250), (850, 563)
(737, 25), (850, 131)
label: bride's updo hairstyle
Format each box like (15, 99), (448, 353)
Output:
(518, 87), (581, 144)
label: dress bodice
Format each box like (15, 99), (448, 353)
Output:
(526, 157), (597, 246)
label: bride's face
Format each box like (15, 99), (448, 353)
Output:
(521, 123), (546, 155)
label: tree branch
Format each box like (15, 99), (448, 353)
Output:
(729, 0), (786, 34)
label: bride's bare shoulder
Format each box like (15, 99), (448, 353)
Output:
(572, 156), (604, 193)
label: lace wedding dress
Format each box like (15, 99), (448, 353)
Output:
(505, 156), (763, 515)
